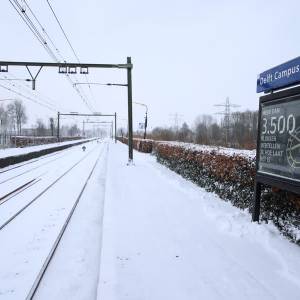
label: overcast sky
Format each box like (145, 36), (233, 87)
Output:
(1, 0), (300, 131)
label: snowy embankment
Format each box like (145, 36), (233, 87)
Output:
(98, 142), (300, 300)
(0, 138), (93, 168)
(0, 139), (90, 159)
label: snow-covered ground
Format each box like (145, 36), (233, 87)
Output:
(156, 141), (256, 158)
(0, 140), (300, 299)
(98, 142), (300, 300)
(0, 138), (90, 159)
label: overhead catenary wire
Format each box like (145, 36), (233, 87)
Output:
(46, 0), (96, 107)
(46, 0), (81, 63)
(23, 0), (94, 112)
(8, 0), (59, 62)
(23, 0), (65, 62)
(0, 83), (57, 112)
(0, 72), (88, 118)
(8, 0), (95, 112)
(1, 72), (61, 110)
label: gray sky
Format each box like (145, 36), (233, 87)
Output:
(1, 0), (300, 131)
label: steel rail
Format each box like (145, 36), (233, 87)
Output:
(0, 178), (36, 202)
(0, 178), (41, 206)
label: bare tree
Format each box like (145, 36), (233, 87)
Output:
(0, 105), (9, 133)
(49, 117), (55, 136)
(151, 127), (175, 141)
(36, 119), (47, 136)
(7, 100), (27, 135)
(177, 122), (193, 142)
(68, 124), (80, 137)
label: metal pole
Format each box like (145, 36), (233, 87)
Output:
(144, 111), (148, 139)
(127, 57), (133, 162)
(57, 112), (60, 141)
(252, 181), (261, 222)
(115, 112), (117, 143)
(82, 120), (85, 137)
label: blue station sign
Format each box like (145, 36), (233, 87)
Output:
(257, 57), (300, 93)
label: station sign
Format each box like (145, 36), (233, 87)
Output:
(258, 95), (300, 181)
(253, 85), (300, 221)
(257, 56), (300, 93)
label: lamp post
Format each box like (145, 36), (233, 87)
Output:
(133, 102), (148, 139)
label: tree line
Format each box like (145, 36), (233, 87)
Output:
(0, 100), (81, 138)
(147, 110), (258, 149)
(1, 100), (258, 149)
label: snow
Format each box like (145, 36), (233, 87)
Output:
(1, 140), (300, 299)
(156, 141), (256, 159)
(0, 138), (90, 159)
(98, 142), (300, 300)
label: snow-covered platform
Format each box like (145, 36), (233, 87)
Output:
(0, 139), (89, 159)
(98, 142), (300, 300)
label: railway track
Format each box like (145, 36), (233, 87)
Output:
(0, 144), (98, 231)
(27, 145), (104, 299)
(0, 178), (40, 206)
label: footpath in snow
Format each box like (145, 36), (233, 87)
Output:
(98, 142), (300, 300)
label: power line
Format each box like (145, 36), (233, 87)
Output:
(1, 72), (60, 110)
(169, 113), (184, 132)
(214, 97), (240, 145)
(0, 83), (57, 112)
(23, 0), (65, 62)
(8, 0), (95, 112)
(45, 0), (96, 108)
(46, 0), (81, 63)
(23, 0), (94, 112)
(8, 0), (58, 62)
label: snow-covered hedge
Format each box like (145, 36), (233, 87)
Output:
(155, 142), (300, 244)
(155, 142), (255, 209)
(117, 137), (153, 153)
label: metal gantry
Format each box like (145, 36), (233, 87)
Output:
(83, 121), (114, 139)
(57, 112), (117, 143)
(0, 57), (133, 162)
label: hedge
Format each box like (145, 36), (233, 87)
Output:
(117, 137), (153, 153)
